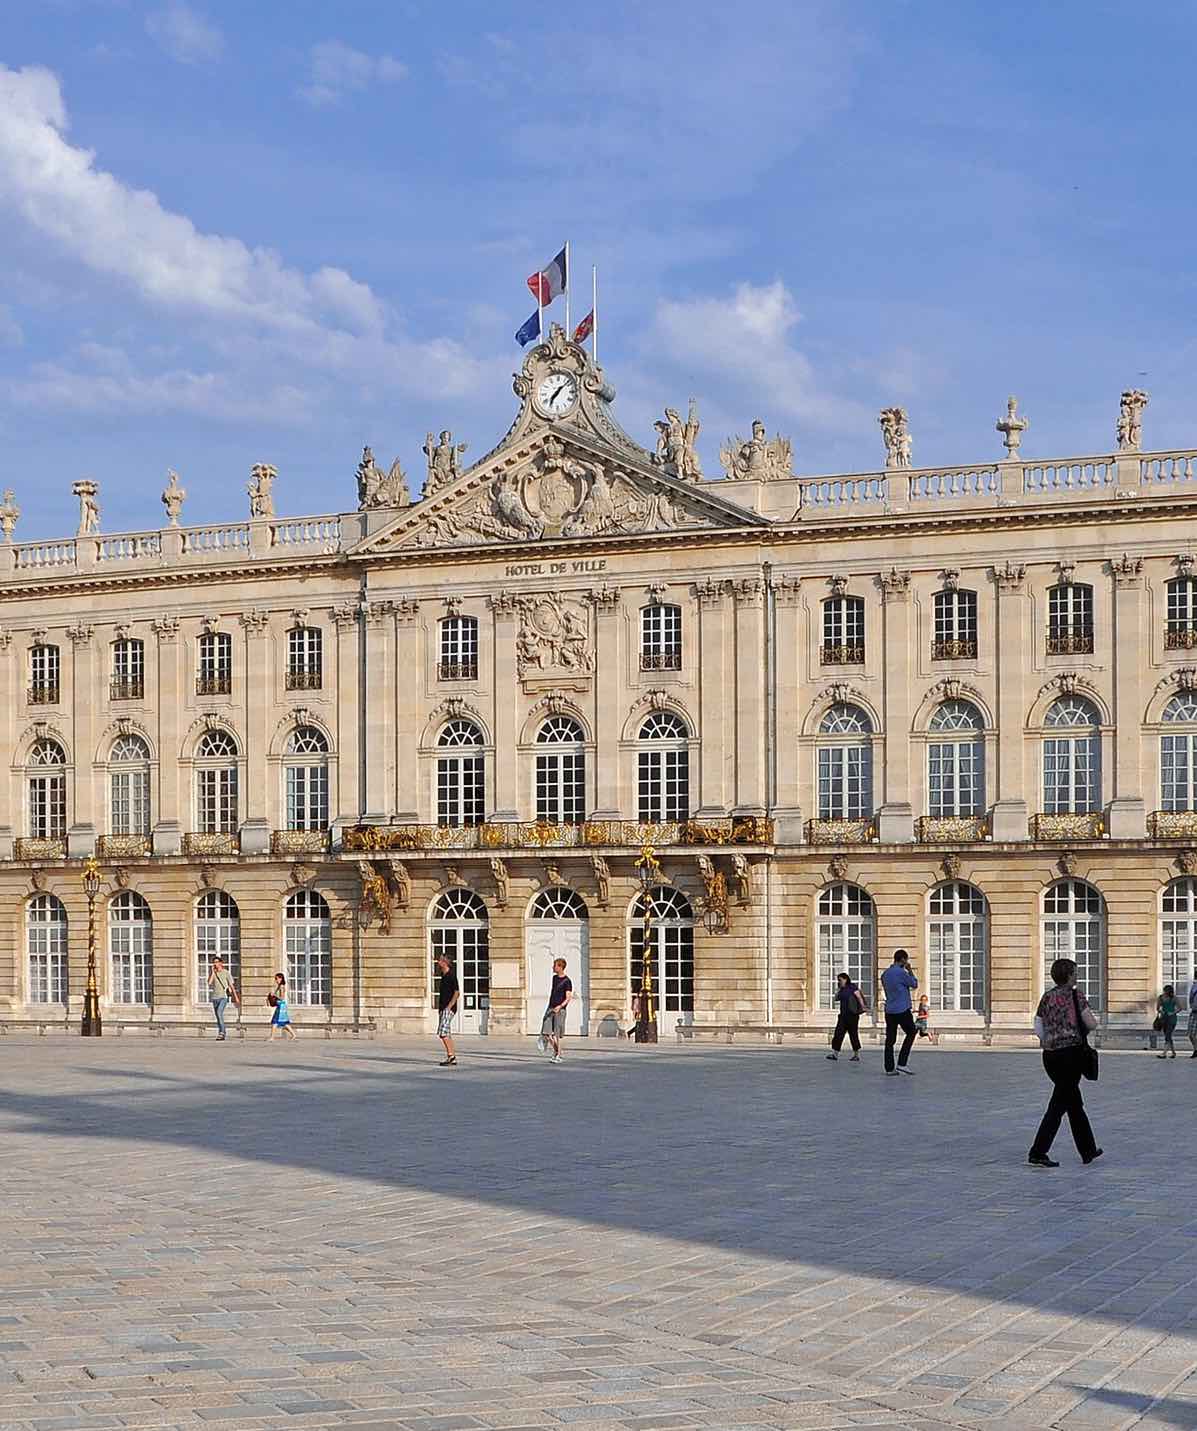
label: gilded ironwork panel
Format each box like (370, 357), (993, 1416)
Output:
(819, 644), (865, 665)
(1165, 628), (1197, 650)
(271, 829), (329, 854)
(1045, 631), (1094, 655)
(182, 832), (238, 855)
(1148, 810), (1197, 838)
(916, 815), (988, 843)
(804, 818), (875, 845)
(1030, 813), (1104, 840)
(97, 834), (151, 858)
(930, 639), (978, 661)
(15, 837), (67, 860)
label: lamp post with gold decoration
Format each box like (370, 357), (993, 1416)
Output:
(633, 842), (661, 1043)
(81, 857), (102, 1037)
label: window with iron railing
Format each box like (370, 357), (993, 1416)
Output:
(821, 596), (865, 664)
(1166, 577), (1197, 649)
(438, 616), (478, 681)
(640, 604), (682, 671)
(932, 590), (978, 661)
(29, 643), (59, 705)
(286, 626), (323, 690)
(1046, 583), (1094, 655)
(196, 632), (233, 695)
(111, 638), (145, 700)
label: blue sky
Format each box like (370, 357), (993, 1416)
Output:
(0, 0), (1194, 537)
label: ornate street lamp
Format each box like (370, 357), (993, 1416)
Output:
(81, 857), (102, 1037)
(633, 843), (660, 1044)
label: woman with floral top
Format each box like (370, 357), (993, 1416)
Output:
(1028, 957), (1102, 1168)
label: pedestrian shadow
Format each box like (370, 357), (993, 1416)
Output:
(1065, 1384), (1197, 1426)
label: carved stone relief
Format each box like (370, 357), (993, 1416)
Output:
(515, 595), (593, 676)
(720, 420), (792, 480)
(357, 447), (410, 509)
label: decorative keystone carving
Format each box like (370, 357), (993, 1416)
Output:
(647, 583), (668, 605)
(200, 615), (221, 635)
(66, 622), (93, 645)
(1058, 673), (1081, 695)
(941, 852), (962, 880)
(436, 696), (481, 723)
(533, 690), (574, 718)
(993, 561), (1027, 591)
(31, 628), (48, 645)
(879, 406), (912, 469)
(198, 865), (217, 889)
(1058, 850), (1078, 876)
(291, 862), (315, 887)
(694, 578), (725, 609)
(828, 575), (849, 598)
(1177, 554), (1195, 579)
(1056, 561), (1076, 586)
(542, 861), (565, 888)
(290, 608), (309, 628)
(444, 596), (464, 617)
(239, 610), (269, 634)
(1174, 668), (1197, 692)
(1177, 849), (1197, 875)
(995, 395), (1029, 453)
(1111, 553), (1143, 586)
(112, 866), (131, 890)
(1117, 389), (1149, 452)
(442, 863), (466, 888)
(941, 568), (961, 592)
(29, 868), (46, 892)
(591, 853), (609, 907)
(150, 614), (180, 640)
(828, 855), (849, 880)
(489, 858), (509, 908)
(879, 568), (911, 600)
(114, 623), (133, 643)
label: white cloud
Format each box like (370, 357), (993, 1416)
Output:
(145, 1), (224, 64)
(299, 41), (407, 107)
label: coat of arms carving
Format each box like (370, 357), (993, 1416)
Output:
(516, 594), (593, 675)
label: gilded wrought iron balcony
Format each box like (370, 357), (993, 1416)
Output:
(182, 831), (238, 855)
(1030, 812), (1104, 840)
(804, 818), (876, 845)
(195, 673), (232, 696)
(1165, 627), (1197, 650)
(917, 815), (989, 843)
(342, 816), (774, 853)
(819, 643), (865, 665)
(1045, 628), (1094, 655)
(1148, 810), (1197, 838)
(436, 660), (478, 681)
(109, 676), (144, 701)
(27, 684), (59, 705)
(931, 638), (978, 661)
(98, 834), (151, 857)
(15, 837), (67, 860)
(285, 669), (323, 690)
(271, 829), (330, 854)
(640, 651), (682, 671)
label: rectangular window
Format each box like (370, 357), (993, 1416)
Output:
(29, 644), (60, 704)
(28, 775), (66, 838)
(29, 922), (67, 1004)
(287, 925), (331, 1006)
(286, 627), (323, 690)
(195, 923), (241, 1003)
(438, 618), (479, 681)
(928, 740), (982, 817)
(929, 921), (985, 1011)
(111, 769), (150, 835)
(637, 749), (688, 822)
(1162, 733), (1197, 812)
(641, 605), (682, 671)
(286, 764), (329, 830)
(197, 767), (238, 833)
(111, 640), (145, 700)
(536, 751), (585, 824)
(817, 920), (874, 1009)
(437, 755), (485, 827)
(1047, 584), (1094, 654)
(817, 746), (870, 820)
(111, 933), (152, 1004)
(821, 597), (865, 664)
(1167, 579), (1197, 648)
(1043, 736), (1098, 813)
(197, 633), (233, 695)
(932, 591), (978, 660)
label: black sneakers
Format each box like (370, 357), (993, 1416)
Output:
(1028, 1153), (1059, 1167)
(1082, 1148), (1104, 1165)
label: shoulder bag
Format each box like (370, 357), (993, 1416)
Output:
(1072, 987), (1099, 1081)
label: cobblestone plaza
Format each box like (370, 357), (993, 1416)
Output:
(0, 1038), (1194, 1430)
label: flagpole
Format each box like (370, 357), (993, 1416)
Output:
(538, 268), (543, 343)
(592, 264), (598, 364)
(564, 239), (571, 339)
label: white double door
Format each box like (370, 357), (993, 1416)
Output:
(525, 922), (588, 1036)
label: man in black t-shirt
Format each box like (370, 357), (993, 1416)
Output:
(435, 954), (459, 1067)
(540, 958), (573, 1064)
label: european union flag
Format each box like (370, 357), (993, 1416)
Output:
(515, 309), (540, 347)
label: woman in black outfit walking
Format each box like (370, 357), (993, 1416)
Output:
(1028, 957), (1102, 1168)
(826, 971), (866, 1062)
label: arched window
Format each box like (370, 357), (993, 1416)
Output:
(27, 893), (67, 1005)
(436, 720), (484, 826)
(110, 734), (151, 836)
(197, 630), (233, 695)
(535, 716), (585, 824)
(195, 891), (241, 1003)
(636, 711), (690, 822)
(530, 888), (589, 919)
(821, 595), (865, 664)
(284, 726), (329, 830)
(286, 626), (322, 690)
(629, 886), (693, 1019)
(1166, 576), (1197, 650)
(429, 889), (489, 1018)
(438, 615), (478, 681)
(641, 603), (682, 671)
(927, 882), (987, 1012)
(1160, 692), (1197, 812)
(927, 700), (984, 818)
(1161, 878), (1197, 1000)
(27, 738), (66, 839)
(284, 889), (331, 1006)
(1042, 697), (1101, 814)
(1046, 582), (1094, 654)
(816, 882), (875, 1009)
(195, 729), (238, 834)
(817, 704), (873, 820)
(1042, 879), (1105, 1008)
(109, 890), (153, 1004)
(29, 641), (60, 704)
(932, 588), (978, 660)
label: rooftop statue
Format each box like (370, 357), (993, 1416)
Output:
(720, 419), (793, 481)
(653, 398), (702, 480)
(247, 463), (277, 519)
(423, 430), (467, 495)
(72, 479), (100, 535)
(1117, 389), (1149, 452)
(161, 469), (186, 526)
(995, 396), (1029, 454)
(0, 489), (20, 543)
(879, 407), (912, 469)
(357, 446), (410, 510)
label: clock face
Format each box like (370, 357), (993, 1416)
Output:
(537, 371), (578, 416)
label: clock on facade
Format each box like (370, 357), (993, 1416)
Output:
(536, 372), (578, 417)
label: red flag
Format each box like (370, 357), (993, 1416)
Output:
(572, 310), (594, 345)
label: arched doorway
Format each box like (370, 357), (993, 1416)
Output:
(525, 888), (589, 1036)
(429, 889), (490, 1035)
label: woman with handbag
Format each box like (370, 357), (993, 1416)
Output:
(826, 971), (866, 1061)
(267, 972), (296, 1042)
(1155, 985), (1179, 1059)
(1029, 957), (1102, 1167)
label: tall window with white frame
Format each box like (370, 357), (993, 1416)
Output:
(1160, 878), (1197, 1002)
(1166, 575), (1197, 650)
(284, 726), (329, 830)
(1046, 582), (1094, 655)
(438, 615), (478, 681)
(816, 703), (873, 821)
(109, 890), (153, 1004)
(109, 734), (151, 837)
(927, 882), (988, 1012)
(1042, 878), (1105, 1009)
(27, 893), (67, 1005)
(927, 700), (984, 818)
(535, 716), (585, 824)
(932, 588), (978, 660)
(429, 889), (490, 1020)
(27, 738), (67, 840)
(111, 637), (145, 700)
(1160, 692), (1197, 812)
(640, 603), (682, 671)
(197, 631), (232, 695)
(436, 720), (485, 827)
(195, 890), (241, 1003)
(821, 595), (865, 664)
(29, 641), (59, 705)
(636, 711), (690, 822)
(285, 889), (331, 1006)
(195, 730), (238, 834)
(1042, 696), (1101, 813)
(286, 626), (322, 690)
(629, 886), (694, 1023)
(816, 882), (875, 1009)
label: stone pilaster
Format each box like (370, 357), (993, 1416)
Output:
(361, 601), (394, 824)
(67, 621), (96, 857)
(331, 603), (361, 832)
(771, 578), (804, 842)
(991, 562), (1029, 841)
(0, 630), (14, 858)
(151, 617), (182, 854)
(587, 587), (622, 818)
(393, 599), (421, 821)
(239, 610), (270, 853)
(695, 579), (730, 818)
(489, 593), (519, 822)
(876, 570), (913, 842)
(731, 577), (766, 816)
(1109, 556), (1146, 837)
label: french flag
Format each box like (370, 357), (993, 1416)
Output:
(527, 246), (568, 307)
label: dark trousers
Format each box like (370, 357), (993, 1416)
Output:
(1030, 1046), (1098, 1159)
(831, 1012), (861, 1053)
(884, 1010), (916, 1071)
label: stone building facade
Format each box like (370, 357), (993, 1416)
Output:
(0, 340), (1191, 1040)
